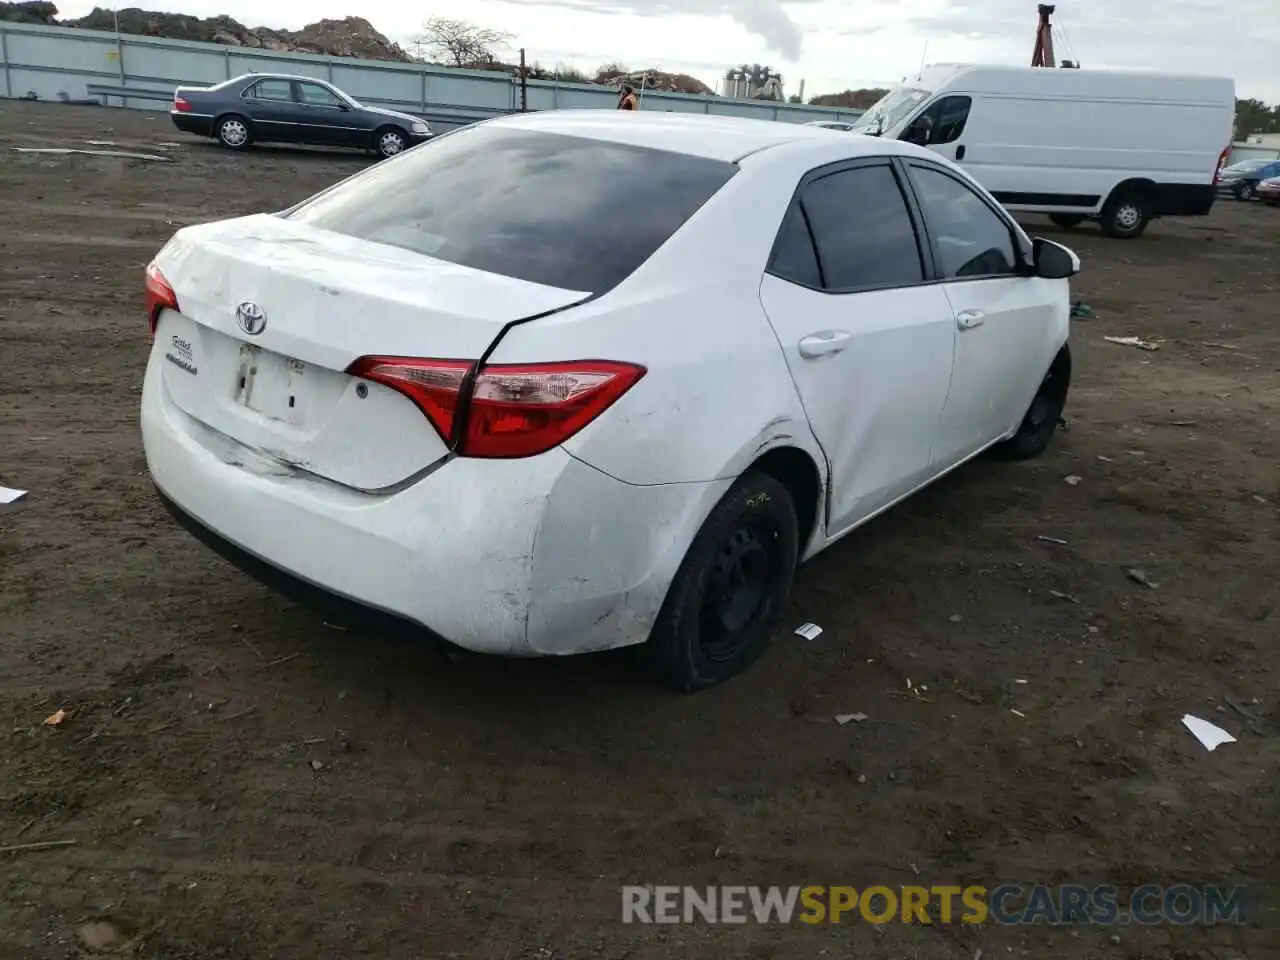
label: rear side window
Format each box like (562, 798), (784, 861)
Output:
(286, 127), (737, 293)
(799, 164), (924, 290)
(249, 79), (293, 102)
(769, 205), (822, 288)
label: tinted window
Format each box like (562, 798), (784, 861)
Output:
(910, 166), (1018, 279)
(287, 127), (736, 293)
(769, 204), (822, 287)
(799, 165), (923, 290)
(298, 82), (343, 107)
(249, 79), (294, 102)
(927, 96), (972, 145)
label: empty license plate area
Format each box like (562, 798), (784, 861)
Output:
(236, 343), (313, 426)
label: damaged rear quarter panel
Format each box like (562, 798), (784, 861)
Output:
(526, 456), (734, 655)
(486, 281), (822, 487)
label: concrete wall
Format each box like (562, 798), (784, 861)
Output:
(1228, 144), (1280, 165)
(0, 21), (865, 131)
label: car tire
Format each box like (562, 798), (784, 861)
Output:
(374, 126), (408, 159)
(1048, 214), (1085, 229)
(216, 114), (253, 151)
(1238, 182), (1255, 201)
(1099, 188), (1151, 239)
(990, 344), (1072, 461)
(646, 472), (799, 692)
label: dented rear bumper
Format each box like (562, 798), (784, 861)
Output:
(141, 344), (727, 656)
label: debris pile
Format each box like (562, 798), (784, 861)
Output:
(0, 3), (413, 62)
(594, 66), (715, 96)
(0, 0), (57, 25)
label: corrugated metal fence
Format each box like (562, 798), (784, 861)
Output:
(0, 21), (865, 130)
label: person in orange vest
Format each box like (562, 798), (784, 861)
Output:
(617, 85), (639, 111)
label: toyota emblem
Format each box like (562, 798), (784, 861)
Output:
(236, 301), (267, 336)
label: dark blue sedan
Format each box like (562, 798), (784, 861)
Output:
(170, 73), (433, 158)
(1216, 158), (1280, 202)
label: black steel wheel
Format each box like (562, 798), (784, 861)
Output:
(990, 344), (1072, 461)
(647, 472), (799, 691)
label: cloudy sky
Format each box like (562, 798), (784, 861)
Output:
(56, 0), (1279, 102)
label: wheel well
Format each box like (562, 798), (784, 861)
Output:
(749, 447), (822, 549)
(375, 123), (407, 137)
(1047, 342), (1072, 403)
(1105, 178), (1156, 208)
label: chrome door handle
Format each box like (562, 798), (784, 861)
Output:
(798, 330), (853, 358)
(956, 309), (986, 330)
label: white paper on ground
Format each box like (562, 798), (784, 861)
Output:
(1181, 714), (1237, 752)
(0, 486), (27, 504)
(794, 622), (823, 640)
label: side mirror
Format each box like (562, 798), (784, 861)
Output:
(1032, 237), (1081, 279)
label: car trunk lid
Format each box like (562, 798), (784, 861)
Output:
(151, 214), (589, 491)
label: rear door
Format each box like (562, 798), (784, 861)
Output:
(903, 159), (1059, 466)
(758, 159), (957, 537)
(240, 77), (298, 141)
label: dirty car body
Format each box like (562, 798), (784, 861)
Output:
(141, 111), (1079, 690)
(170, 73), (432, 157)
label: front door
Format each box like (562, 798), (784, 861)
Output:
(758, 159), (957, 537)
(293, 81), (359, 147)
(904, 160), (1060, 466)
(907, 94), (974, 164)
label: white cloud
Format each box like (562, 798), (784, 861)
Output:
(52, 0), (1280, 102)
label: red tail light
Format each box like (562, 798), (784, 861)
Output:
(145, 260), (178, 338)
(1213, 146), (1230, 185)
(173, 96), (192, 113)
(347, 357), (646, 459)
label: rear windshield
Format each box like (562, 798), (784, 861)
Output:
(285, 126), (737, 293)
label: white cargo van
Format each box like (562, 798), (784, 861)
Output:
(851, 64), (1236, 239)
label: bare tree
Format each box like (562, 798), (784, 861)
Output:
(414, 16), (513, 67)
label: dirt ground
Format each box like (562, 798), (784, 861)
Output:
(1, 100), (1277, 959)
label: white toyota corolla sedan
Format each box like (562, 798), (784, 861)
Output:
(141, 110), (1079, 691)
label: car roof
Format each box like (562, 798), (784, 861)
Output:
(484, 110), (902, 163)
(230, 73), (341, 86)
